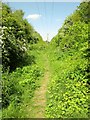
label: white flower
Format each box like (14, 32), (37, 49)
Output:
(9, 27), (12, 29)
(0, 39), (3, 44)
(2, 26), (7, 29)
(0, 36), (2, 39)
(22, 46), (27, 51)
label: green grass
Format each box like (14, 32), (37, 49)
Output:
(45, 45), (88, 118)
(2, 42), (89, 118)
(2, 43), (46, 118)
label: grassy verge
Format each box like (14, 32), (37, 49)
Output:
(2, 43), (46, 118)
(46, 45), (88, 118)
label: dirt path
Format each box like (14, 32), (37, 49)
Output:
(30, 53), (50, 118)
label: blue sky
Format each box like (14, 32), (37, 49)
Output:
(7, 2), (80, 41)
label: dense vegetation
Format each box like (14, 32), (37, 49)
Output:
(1, 1), (89, 118)
(2, 3), (43, 72)
(1, 2), (45, 118)
(46, 2), (89, 118)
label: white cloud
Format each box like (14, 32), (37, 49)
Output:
(26, 14), (42, 20)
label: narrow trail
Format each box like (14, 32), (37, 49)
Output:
(31, 53), (50, 118)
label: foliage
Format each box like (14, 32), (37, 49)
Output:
(2, 64), (43, 117)
(2, 2), (45, 118)
(46, 1), (89, 118)
(1, 1), (89, 118)
(2, 40), (46, 117)
(46, 47), (88, 118)
(2, 3), (43, 72)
